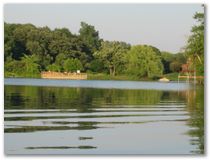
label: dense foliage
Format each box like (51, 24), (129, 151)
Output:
(4, 21), (187, 79)
(94, 41), (130, 76)
(127, 45), (163, 78)
(185, 11), (204, 76)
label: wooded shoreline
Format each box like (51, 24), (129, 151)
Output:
(4, 11), (204, 81)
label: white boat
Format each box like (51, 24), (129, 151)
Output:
(159, 77), (170, 82)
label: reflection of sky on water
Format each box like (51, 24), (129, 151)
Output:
(5, 78), (191, 91)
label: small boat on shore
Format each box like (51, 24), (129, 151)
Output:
(159, 77), (170, 82)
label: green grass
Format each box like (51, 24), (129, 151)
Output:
(4, 71), (41, 78)
(87, 73), (154, 81)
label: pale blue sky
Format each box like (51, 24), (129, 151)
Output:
(4, 4), (203, 53)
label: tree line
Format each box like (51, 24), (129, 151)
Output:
(4, 10), (203, 79)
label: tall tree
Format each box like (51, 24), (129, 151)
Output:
(127, 45), (163, 78)
(79, 22), (101, 53)
(185, 8), (204, 75)
(4, 23), (17, 61)
(94, 41), (130, 76)
(160, 52), (186, 74)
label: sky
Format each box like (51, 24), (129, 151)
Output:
(4, 4), (203, 53)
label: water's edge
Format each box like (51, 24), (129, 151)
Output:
(4, 78), (191, 91)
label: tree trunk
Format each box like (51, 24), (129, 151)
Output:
(113, 65), (116, 76)
(109, 67), (113, 76)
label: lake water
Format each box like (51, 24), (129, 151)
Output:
(4, 78), (204, 154)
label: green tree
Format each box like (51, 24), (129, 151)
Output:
(12, 24), (36, 60)
(63, 58), (83, 72)
(47, 63), (61, 72)
(185, 9), (204, 76)
(94, 41), (130, 76)
(89, 59), (105, 73)
(169, 61), (182, 72)
(21, 54), (40, 75)
(127, 45), (163, 78)
(4, 23), (17, 61)
(174, 53), (187, 64)
(49, 28), (92, 70)
(4, 59), (25, 77)
(79, 22), (101, 53)
(26, 40), (51, 69)
(149, 45), (161, 56)
(160, 51), (186, 74)
(160, 51), (174, 74)
(54, 28), (73, 38)
(5, 54), (40, 77)
(54, 53), (67, 70)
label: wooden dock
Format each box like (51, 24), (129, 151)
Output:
(41, 71), (87, 80)
(178, 76), (204, 79)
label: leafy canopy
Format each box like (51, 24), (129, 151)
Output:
(127, 45), (163, 78)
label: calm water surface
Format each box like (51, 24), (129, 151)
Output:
(4, 78), (204, 154)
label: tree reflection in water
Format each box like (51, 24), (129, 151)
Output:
(179, 86), (204, 154)
(4, 85), (204, 154)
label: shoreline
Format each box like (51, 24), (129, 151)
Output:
(4, 78), (190, 91)
(4, 72), (182, 82)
